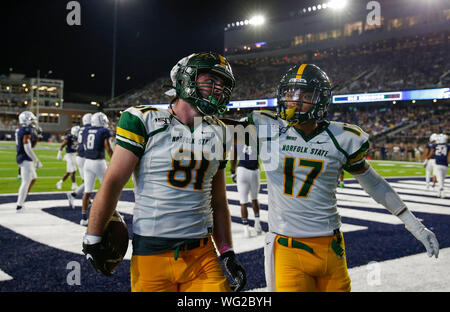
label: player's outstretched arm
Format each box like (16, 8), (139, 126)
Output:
(86, 145), (138, 236)
(352, 162), (439, 258)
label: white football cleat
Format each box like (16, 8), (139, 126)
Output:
(244, 225), (251, 238)
(71, 183), (78, 191)
(67, 193), (75, 209)
(56, 180), (62, 190)
(254, 219), (262, 235)
(80, 219), (88, 226)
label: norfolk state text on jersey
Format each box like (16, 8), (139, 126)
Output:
(281, 144), (329, 157)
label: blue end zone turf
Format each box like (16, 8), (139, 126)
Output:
(0, 177), (449, 291)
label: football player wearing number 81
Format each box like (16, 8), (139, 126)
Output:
(82, 52), (246, 292)
(225, 64), (440, 292)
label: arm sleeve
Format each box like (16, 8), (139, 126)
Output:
(24, 141), (39, 163)
(353, 165), (406, 215)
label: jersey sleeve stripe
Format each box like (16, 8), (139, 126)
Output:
(347, 141), (370, 165)
(116, 134), (145, 149)
(116, 140), (144, 158)
(116, 126), (146, 146)
(344, 160), (366, 173)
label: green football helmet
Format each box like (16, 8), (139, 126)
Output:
(277, 64), (332, 126)
(175, 52), (235, 116)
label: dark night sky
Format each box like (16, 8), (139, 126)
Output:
(0, 0), (304, 102)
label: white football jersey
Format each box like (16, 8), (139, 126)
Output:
(116, 106), (231, 238)
(249, 110), (370, 238)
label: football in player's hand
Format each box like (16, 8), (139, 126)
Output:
(102, 213), (129, 273)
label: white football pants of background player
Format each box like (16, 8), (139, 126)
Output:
(433, 163), (447, 198)
(425, 159), (435, 188)
(83, 159), (107, 193)
(74, 156), (86, 195)
(64, 152), (77, 174)
(236, 166), (261, 236)
(17, 160), (37, 207)
(236, 166), (260, 205)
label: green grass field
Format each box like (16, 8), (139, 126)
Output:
(0, 141), (447, 195)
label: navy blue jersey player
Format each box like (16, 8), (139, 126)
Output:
(56, 126), (80, 191)
(230, 129), (261, 236)
(15, 111), (42, 212)
(423, 133), (438, 189)
(67, 113), (92, 209)
(432, 134), (449, 198)
(79, 112), (113, 225)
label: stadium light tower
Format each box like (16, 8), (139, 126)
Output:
(111, 0), (119, 101)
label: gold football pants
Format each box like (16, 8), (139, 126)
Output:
(130, 239), (231, 292)
(274, 234), (351, 292)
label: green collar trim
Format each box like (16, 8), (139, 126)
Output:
(292, 120), (330, 142)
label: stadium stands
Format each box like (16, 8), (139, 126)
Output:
(101, 30), (449, 159)
(105, 31), (449, 108)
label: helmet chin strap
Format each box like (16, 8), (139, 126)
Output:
(280, 107), (296, 121)
(281, 104), (315, 126)
(207, 95), (218, 106)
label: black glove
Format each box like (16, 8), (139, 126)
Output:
(82, 236), (114, 277)
(221, 250), (247, 292)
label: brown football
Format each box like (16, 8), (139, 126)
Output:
(102, 213), (129, 273)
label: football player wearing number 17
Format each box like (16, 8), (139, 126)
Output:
(230, 64), (439, 292)
(82, 52), (246, 292)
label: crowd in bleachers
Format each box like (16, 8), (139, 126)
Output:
(230, 32), (449, 100)
(105, 31), (449, 108)
(0, 115), (18, 131)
